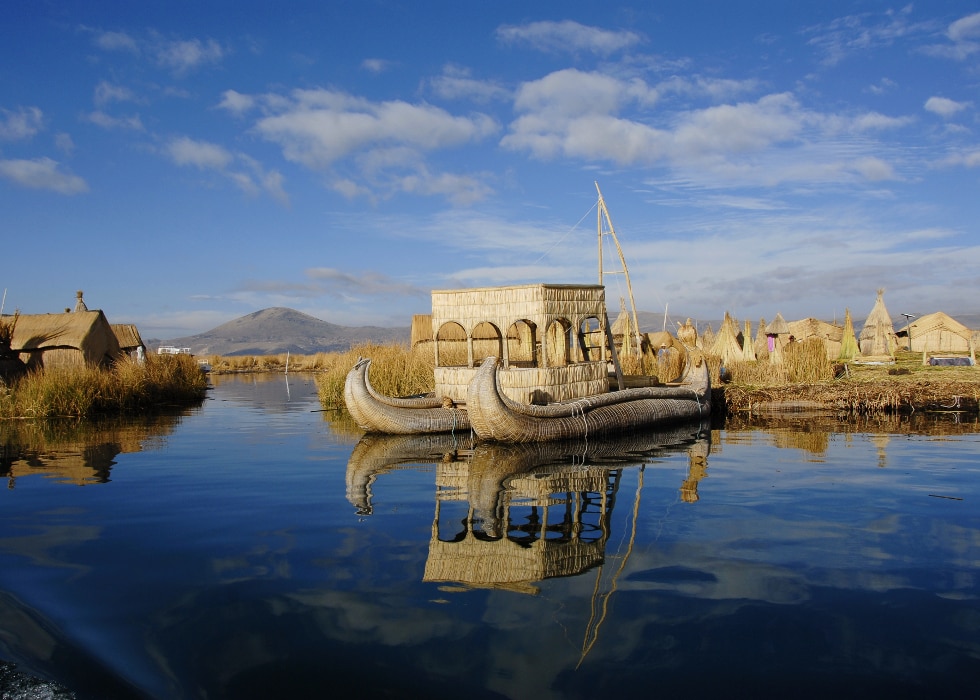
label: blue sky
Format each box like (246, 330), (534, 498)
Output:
(2, 1), (979, 339)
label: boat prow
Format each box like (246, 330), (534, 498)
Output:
(467, 356), (710, 443)
(343, 358), (470, 434)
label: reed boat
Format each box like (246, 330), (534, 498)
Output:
(344, 357), (469, 435)
(467, 355), (710, 443)
(343, 183), (705, 440)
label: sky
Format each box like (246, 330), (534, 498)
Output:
(2, 1), (979, 339)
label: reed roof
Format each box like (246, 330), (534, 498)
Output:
(9, 310), (121, 367)
(111, 323), (144, 350)
(766, 313), (790, 335)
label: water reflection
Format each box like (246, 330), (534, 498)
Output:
(347, 425), (710, 593)
(0, 412), (189, 487)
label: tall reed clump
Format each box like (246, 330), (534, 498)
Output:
(315, 342), (435, 410)
(0, 354), (207, 418)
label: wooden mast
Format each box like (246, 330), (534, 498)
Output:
(596, 182), (643, 357)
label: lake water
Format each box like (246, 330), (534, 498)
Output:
(1, 373), (978, 699)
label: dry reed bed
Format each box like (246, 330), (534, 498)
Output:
(0, 354), (208, 419)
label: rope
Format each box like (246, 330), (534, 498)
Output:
(530, 201), (597, 267)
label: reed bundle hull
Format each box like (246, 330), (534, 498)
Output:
(467, 356), (710, 443)
(343, 358), (470, 434)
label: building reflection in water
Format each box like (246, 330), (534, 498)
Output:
(0, 413), (188, 488)
(346, 423), (711, 594)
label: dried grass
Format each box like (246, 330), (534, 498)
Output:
(0, 354), (207, 418)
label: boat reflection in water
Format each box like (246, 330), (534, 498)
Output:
(346, 424), (710, 594)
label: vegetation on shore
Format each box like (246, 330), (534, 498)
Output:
(206, 338), (980, 417)
(0, 354), (208, 419)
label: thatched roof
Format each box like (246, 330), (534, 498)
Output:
(859, 289), (897, 357)
(898, 311), (973, 352)
(9, 310), (121, 368)
(788, 317), (843, 342)
(766, 312), (790, 335)
(111, 323), (144, 351)
(709, 313), (743, 364)
(741, 319), (756, 361)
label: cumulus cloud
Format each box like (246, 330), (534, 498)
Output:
(0, 157), (88, 194)
(224, 86), (499, 204)
(85, 110), (144, 131)
(216, 90), (256, 116)
(94, 81), (139, 107)
(427, 66), (510, 103)
(154, 37), (225, 74)
(921, 11), (980, 60)
(253, 88), (498, 168)
(924, 96), (968, 117)
(501, 69), (906, 188)
(163, 136), (289, 205)
(0, 106), (44, 141)
(86, 27), (225, 74)
(496, 20), (642, 55)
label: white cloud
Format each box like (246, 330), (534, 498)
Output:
(948, 11), (980, 42)
(163, 136), (289, 205)
(427, 66), (510, 103)
(921, 11), (980, 60)
(0, 157), (88, 194)
(0, 106), (43, 141)
(254, 88), (498, 168)
(85, 110), (144, 131)
(94, 81), (139, 107)
(496, 20), (642, 55)
(166, 136), (233, 170)
(924, 96), (968, 117)
(92, 29), (140, 53)
(361, 58), (393, 74)
(153, 37), (225, 74)
(217, 90), (256, 116)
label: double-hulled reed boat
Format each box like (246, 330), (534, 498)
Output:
(343, 282), (710, 442)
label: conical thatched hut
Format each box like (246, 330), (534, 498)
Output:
(858, 289), (897, 359)
(896, 311), (972, 353)
(700, 324), (715, 351)
(709, 313), (743, 365)
(766, 313), (790, 352)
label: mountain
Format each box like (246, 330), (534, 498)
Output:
(153, 307), (410, 356)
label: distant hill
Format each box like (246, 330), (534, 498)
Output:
(152, 307), (410, 356)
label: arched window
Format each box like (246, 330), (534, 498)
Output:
(544, 318), (572, 367)
(506, 319), (537, 367)
(435, 322), (467, 367)
(472, 321), (503, 366)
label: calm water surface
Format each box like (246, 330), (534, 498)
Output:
(1, 374), (978, 699)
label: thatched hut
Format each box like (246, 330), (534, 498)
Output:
(858, 289), (897, 359)
(787, 317), (843, 360)
(112, 323), (145, 360)
(896, 311), (972, 353)
(709, 313), (743, 365)
(765, 313), (790, 352)
(10, 310), (122, 370)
